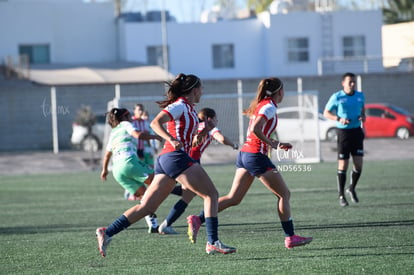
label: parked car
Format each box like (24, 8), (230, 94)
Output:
(70, 114), (106, 152)
(275, 107), (338, 142)
(364, 103), (414, 139)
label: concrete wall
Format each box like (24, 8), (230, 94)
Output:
(1, 72), (413, 152)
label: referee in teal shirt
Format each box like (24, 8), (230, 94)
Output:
(324, 72), (365, 207)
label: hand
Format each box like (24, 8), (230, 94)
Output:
(169, 138), (183, 150)
(100, 170), (108, 181)
(278, 142), (292, 151)
(338, 117), (350, 125)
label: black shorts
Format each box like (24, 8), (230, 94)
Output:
(337, 127), (364, 160)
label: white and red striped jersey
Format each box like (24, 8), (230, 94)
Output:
(241, 97), (278, 155)
(160, 97), (199, 155)
(131, 117), (148, 150)
(190, 122), (220, 161)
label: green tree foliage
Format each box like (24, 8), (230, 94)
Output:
(383, 0), (414, 24)
(247, 0), (274, 14)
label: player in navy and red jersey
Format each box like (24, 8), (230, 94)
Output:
(156, 107), (238, 235)
(95, 73), (236, 257)
(187, 77), (313, 249)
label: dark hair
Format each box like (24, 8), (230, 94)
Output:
(134, 103), (144, 110)
(243, 77), (283, 116)
(198, 107), (216, 121)
(107, 108), (130, 128)
(156, 73), (201, 108)
(342, 72), (356, 80)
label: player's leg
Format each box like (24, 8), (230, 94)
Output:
(159, 188), (196, 234)
(337, 129), (350, 207)
(347, 128), (364, 202)
(218, 168), (254, 212)
(178, 164), (236, 254)
(259, 168), (312, 249)
(96, 174), (175, 257)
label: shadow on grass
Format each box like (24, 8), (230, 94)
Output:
(1, 220), (413, 235)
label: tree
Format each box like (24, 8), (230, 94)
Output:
(383, 0), (414, 24)
(247, 0), (274, 14)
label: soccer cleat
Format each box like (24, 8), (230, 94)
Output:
(187, 215), (201, 244)
(285, 235), (313, 249)
(339, 195), (349, 207)
(206, 240), (237, 255)
(96, 227), (112, 257)
(346, 188), (359, 203)
(158, 220), (179, 235)
(145, 214), (159, 233)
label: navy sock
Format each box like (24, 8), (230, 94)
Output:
(281, 218), (294, 237)
(105, 215), (131, 237)
(205, 217), (218, 244)
(166, 199), (188, 226)
(170, 185), (182, 196)
(337, 170), (347, 196)
(199, 211), (205, 224)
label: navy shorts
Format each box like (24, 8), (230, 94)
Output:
(337, 127), (364, 159)
(154, 150), (197, 179)
(236, 151), (276, 176)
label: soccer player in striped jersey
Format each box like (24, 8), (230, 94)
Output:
(96, 73), (236, 257)
(157, 107), (238, 235)
(187, 77), (313, 249)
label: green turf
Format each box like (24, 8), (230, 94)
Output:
(1, 160), (413, 274)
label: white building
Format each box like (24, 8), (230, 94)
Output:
(0, 0), (385, 81)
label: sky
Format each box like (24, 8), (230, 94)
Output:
(89, 0), (386, 23)
(93, 0), (248, 23)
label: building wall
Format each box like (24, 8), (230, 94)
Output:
(0, 1), (117, 64)
(120, 10), (383, 79)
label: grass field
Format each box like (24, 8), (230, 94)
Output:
(1, 160), (413, 274)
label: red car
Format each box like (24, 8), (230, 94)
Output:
(364, 103), (414, 139)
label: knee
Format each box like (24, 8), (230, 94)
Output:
(278, 189), (291, 201)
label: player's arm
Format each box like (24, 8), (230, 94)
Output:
(212, 131), (238, 150)
(324, 108), (350, 125)
(150, 111), (183, 150)
(100, 151), (112, 181)
(323, 108), (339, 121)
(131, 130), (162, 142)
(360, 106), (366, 122)
(252, 115), (291, 151)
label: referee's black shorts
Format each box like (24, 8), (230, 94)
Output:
(337, 127), (364, 160)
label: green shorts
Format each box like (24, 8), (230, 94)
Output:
(143, 152), (154, 167)
(112, 155), (153, 195)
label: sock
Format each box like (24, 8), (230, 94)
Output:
(205, 217), (218, 244)
(281, 218), (294, 237)
(166, 199), (188, 226)
(105, 215), (131, 237)
(199, 210), (206, 224)
(170, 185), (182, 196)
(350, 169), (361, 190)
(337, 170), (347, 197)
